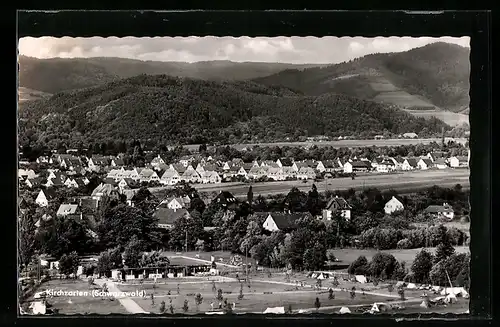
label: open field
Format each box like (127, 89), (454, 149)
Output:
(123, 280), (392, 314)
(24, 279), (130, 315)
(151, 169), (469, 198)
(328, 246), (470, 273)
(181, 138), (468, 151)
(403, 109), (469, 127)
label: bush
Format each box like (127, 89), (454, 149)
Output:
(429, 260), (448, 286)
(396, 238), (413, 249)
(348, 256), (369, 275)
(326, 249), (337, 262)
(392, 261), (407, 281)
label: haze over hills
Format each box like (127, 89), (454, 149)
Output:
(254, 42), (470, 126)
(18, 55), (327, 95)
(18, 74), (449, 149)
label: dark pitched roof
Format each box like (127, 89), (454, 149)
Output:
(103, 178), (118, 186)
(429, 151), (447, 159)
(268, 212), (311, 230)
(153, 208), (190, 225)
(27, 176), (44, 186)
(43, 188), (58, 200)
(278, 158), (293, 167)
(325, 196), (352, 210)
(320, 160), (337, 168)
(434, 158), (447, 165)
(113, 158), (125, 166)
(405, 158), (418, 167)
(420, 158), (434, 166)
(350, 161), (372, 168)
(79, 198), (99, 211)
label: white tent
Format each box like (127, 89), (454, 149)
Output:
(339, 306), (351, 314)
(205, 311), (224, 315)
(317, 273), (326, 280)
(420, 300), (429, 308)
(355, 275), (367, 283)
(370, 302), (389, 313)
(445, 293), (457, 304)
(432, 286), (441, 292)
(263, 307), (285, 314)
(298, 309), (310, 314)
(311, 273), (318, 279)
(443, 287), (469, 298)
(370, 303), (380, 313)
(395, 281), (406, 288)
(407, 283), (417, 289)
(29, 301), (46, 315)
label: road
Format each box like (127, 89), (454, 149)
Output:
(181, 138), (467, 151)
(94, 278), (148, 314)
(150, 169), (469, 197)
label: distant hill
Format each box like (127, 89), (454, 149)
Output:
(18, 55), (327, 94)
(254, 42), (470, 115)
(18, 74), (449, 149)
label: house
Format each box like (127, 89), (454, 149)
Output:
(88, 156), (110, 170)
(223, 165), (241, 179)
(74, 177), (88, 188)
(179, 155), (196, 167)
(281, 166), (296, 179)
(124, 168), (142, 181)
(170, 164), (187, 175)
(425, 203), (455, 220)
(153, 208), (191, 229)
(213, 191), (239, 210)
(78, 198), (100, 212)
(370, 157), (385, 169)
(427, 151), (447, 162)
(35, 189), (57, 207)
(337, 158), (347, 168)
(150, 155), (166, 168)
(36, 156), (50, 164)
(25, 177), (45, 188)
(402, 158), (418, 171)
(417, 158), (434, 170)
(322, 196), (352, 221)
(276, 158), (294, 168)
(297, 167), (317, 180)
(18, 169), (37, 180)
(111, 158), (125, 167)
(261, 212), (312, 232)
(343, 161), (371, 174)
(139, 168), (160, 183)
(316, 160), (340, 173)
(200, 170), (222, 184)
(402, 132), (418, 139)
(117, 178), (136, 190)
(292, 160), (316, 172)
(159, 196), (191, 210)
(388, 157), (405, 170)
(44, 176), (65, 187)
(160, 168), (181, 185)
(64, 178), (80, 188)
(267, 167), (283, 181)
(60, 157), (83, 171)
(181, 166), (201, 183)
(384, 196), (404, 214)
(122, 189), (139, 207)
(47, 170), (67, 181)
(260, 160), (279, 168)
(434, 158), (448, 169)
(91, 183), (119, 201)
(247, 166), (266, 180)
(374, 135), (385, 140)
(56, 204), (80, 217)
(449, 156), (469, 168)
(376, 160), (395, 173)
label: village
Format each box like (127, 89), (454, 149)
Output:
(18, 142), (470, 315)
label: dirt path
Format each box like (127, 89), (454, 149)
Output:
(94, 278), (149, 314)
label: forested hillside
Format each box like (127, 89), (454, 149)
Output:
(254, 42), (470, 113)
(19, 74), (449, 149)
(18, 55), (325, 94)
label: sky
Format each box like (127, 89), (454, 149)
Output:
(18, 36), (470, 64)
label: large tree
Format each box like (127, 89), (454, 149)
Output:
(97, 204), (160, 250)
(168, 215), (204, 251)
(59, 251), (80, 277)
(411, 249), (434, 284)
(36, 216), (93, 258)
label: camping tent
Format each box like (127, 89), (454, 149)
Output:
(205, 311), (224, 315)
(370, 303), (389, 313)
(445, 293), (457, 304)
(29, 301), (46, 315)
(355, 275), (367, 283)
(311, 273), (318, 279)
(420, 300), (430, 308)
(440, 287), (469, 298)
(339, 307), (351, 314)
(395, 281), (406, 288)
(317, 273), (326, 280)
(407, 283), (417, 289)
(298, 309), (310, 314)
(263, 307), (285, 314)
